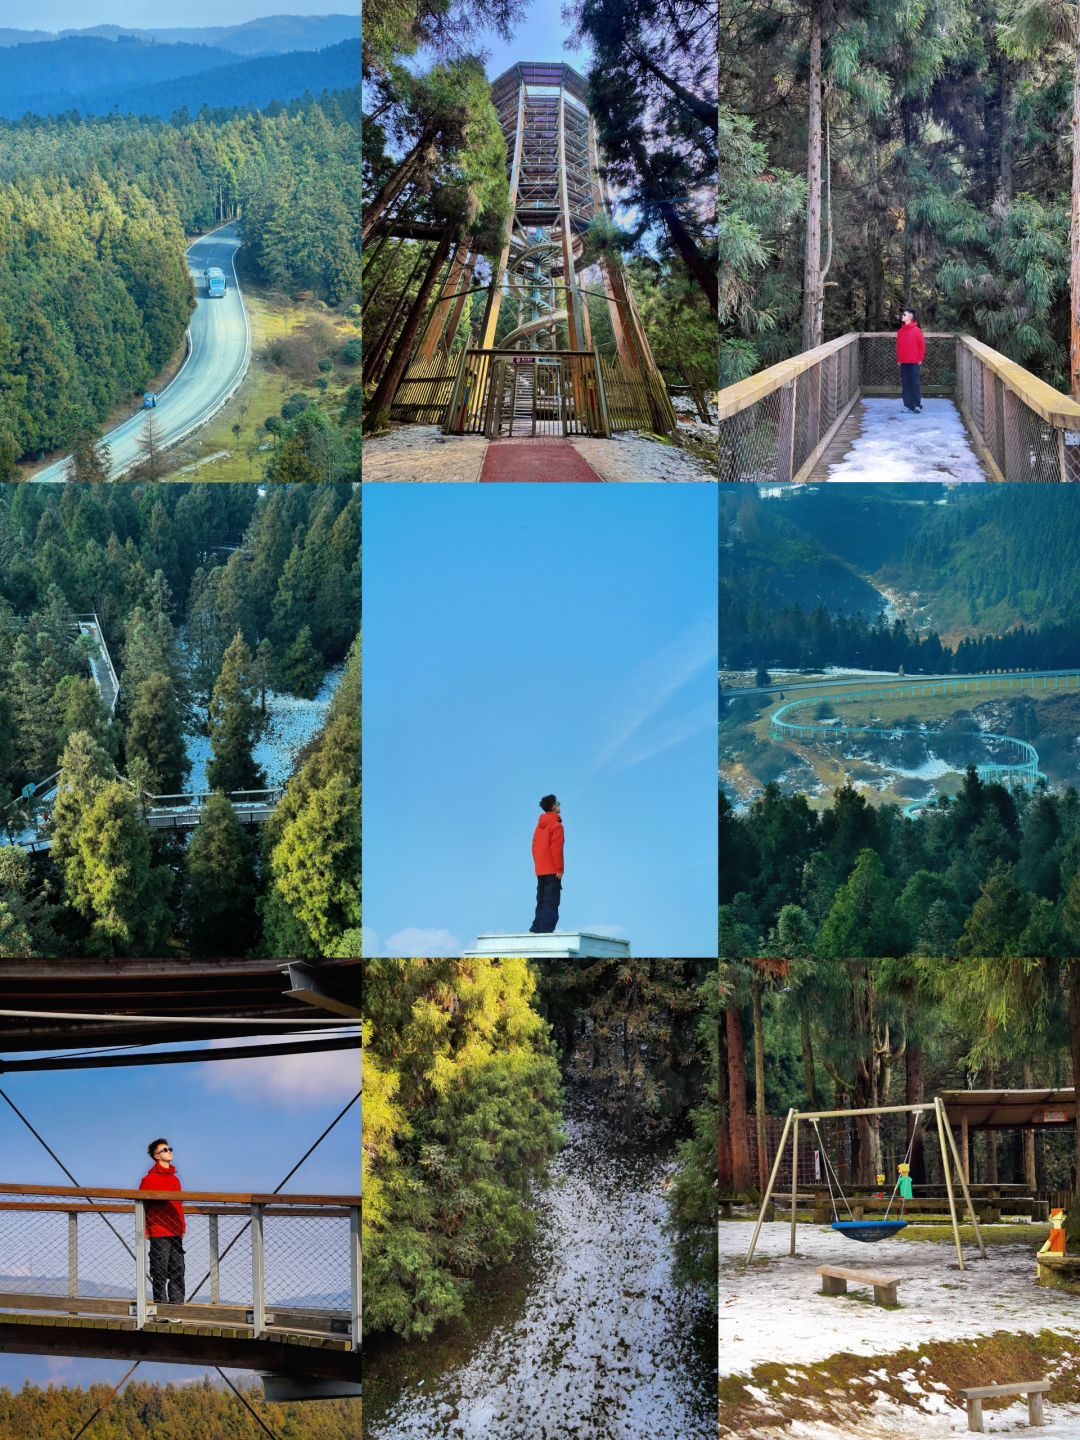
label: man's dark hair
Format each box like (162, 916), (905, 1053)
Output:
(902, 308), (917, 323)
(147, 1137), (169, 1159)
(539, 794), (558, 812)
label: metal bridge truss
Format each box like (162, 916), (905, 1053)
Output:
(767, 670), (1080, 811)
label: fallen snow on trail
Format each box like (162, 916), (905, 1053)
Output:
(363, 425), (487, 482)
(720, 1222), (1080, 1379)
(570, 432), (715, 481)
(826, 399), (988, 482)
(763, 1397), (1080, 1439)
(186, 666), (343, 792)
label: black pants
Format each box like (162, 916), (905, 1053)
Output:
(149, 1235), (186, 1304)
(530, 874), (561, 933)
(900, 363), (922, 411)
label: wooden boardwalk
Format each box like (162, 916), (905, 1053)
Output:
(808, 398), (990, 481)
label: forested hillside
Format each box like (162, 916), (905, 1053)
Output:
(0, 482), (359, 959)
(720, 1), (1076, 386)
(0, 1378), (356, 1438)
(18, 39), (363, 123)
(0, 93), (360, 468)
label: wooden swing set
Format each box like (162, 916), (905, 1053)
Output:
(745, 1097), (988, 1270)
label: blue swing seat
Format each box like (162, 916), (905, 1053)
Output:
(831, 1220), (908, 1243)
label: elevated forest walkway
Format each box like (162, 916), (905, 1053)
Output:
(719, 333), (1080, 482)
(0, 1183), (360, 1382)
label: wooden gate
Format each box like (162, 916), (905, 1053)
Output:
(443, 349), (610, 437)
(389, 354), (460, 423)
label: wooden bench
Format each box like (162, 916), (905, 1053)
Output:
(816, 1264), (900, 1307)
(958, 1380), (1050, 1432)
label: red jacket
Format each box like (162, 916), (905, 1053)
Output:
(139, 1162), (186, 1238)
(532, 810), (565, 876)
(896, 322), (926, 365)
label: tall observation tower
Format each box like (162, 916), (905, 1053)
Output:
(427, 62), (676, 438)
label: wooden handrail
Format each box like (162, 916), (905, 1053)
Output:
(0, 1183), (360, 1205)
(959, 335), (1080, 428)
(717, 333), (860, 420)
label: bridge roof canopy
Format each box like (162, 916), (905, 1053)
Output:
(0, 958), (360, 1051)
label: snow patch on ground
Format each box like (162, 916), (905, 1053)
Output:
(761, 1398), (1080, 1438)
(720, 1222), (1080, 1380)
(570, 432), (715, 481)
(186, 666), (343, 791)
(826, 399), (988, 482)
(363, 425), (488, 482)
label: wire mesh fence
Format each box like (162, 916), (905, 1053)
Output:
(719, 330), (1080, 482)
(0, 1187), (358, 1344)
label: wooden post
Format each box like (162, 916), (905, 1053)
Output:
(480, 80), (525, 349)
(941, 1101), (987, 1259)
(790, 1116), (799, 1256)
(962, 1113), (970, 1182)
(746, 1107), (795, 1266)
(778, 379), (797, 482)
(935, 1096), (966, 1271)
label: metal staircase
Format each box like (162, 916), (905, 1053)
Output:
(511, 365), (535, 435)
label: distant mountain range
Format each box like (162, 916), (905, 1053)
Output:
(0, 14), (360, 54)
(0, 35), (360, 122)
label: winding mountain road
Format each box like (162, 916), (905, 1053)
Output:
(31, 223), (251, 483)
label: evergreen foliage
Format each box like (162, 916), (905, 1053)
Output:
(363, 959), (564, 1340)
(184, 790), (259, 955)
(206, 632), (267, 796)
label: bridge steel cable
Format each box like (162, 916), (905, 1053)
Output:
(0, 1059), (359, 1440)
(766, 670), (1080, 813)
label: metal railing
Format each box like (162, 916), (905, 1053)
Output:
(719, 333), (1080, 482)
(0, 1184), (360, 1350)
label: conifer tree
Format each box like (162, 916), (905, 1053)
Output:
(184, 792), (259, 955)
(126, 672), (189, 794)
(267, 774), (360, 953)
(277, 624), (324, 699)
(206, 632), (267, 795)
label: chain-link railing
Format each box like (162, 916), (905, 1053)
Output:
(956, 336), (1080, 482)
(719, 334), (860, 482)
(719, 331), (1080, 481)
(0, 1184), (360, 1350)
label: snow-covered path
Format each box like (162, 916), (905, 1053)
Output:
(721, 1222), (1080, 1378)
(824, 399), (988, 481)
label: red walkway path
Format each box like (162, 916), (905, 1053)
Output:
(480, 439), (602, 482)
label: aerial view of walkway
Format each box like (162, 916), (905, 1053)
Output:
(31, 224), (251, 483)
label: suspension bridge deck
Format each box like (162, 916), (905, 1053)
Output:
(808, 397), (990, 481)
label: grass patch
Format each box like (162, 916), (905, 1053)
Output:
(898, 1223), (1049, 1246)
(719, 1329), (1080, 1437)
(162, 279), (359, 483)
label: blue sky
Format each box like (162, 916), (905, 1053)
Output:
(0, 1033), (359, 1389)
(363, 485), (718, 959)
(11, 2), (345, 28)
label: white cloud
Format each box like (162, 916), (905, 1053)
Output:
(593, 617), (717, 771)
(609, 699), (716, 770)
(385, 927), (462, 957)
(201, 1036), (360, 1109)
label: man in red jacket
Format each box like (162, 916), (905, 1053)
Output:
(140, 1139), (186, 1309)
(897, 308), (926, 413)
(530, 794), (564, 934)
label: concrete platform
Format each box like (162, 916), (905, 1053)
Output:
(463, 932), (630, 958)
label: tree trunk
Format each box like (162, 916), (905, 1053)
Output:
(1072, 7), (1080, 400)
(906, 1038), (926, 1184)
(752, 977), (769, 1193)
(719, 1006), (734, 1193)
(999, 56), (1014, 203)
(1023, 1060), (1038, 1192)
(726, 1007), (753, 1192)
(986, 1057), (998, 1185)
(361, 129), (435, 245)
(628, 45), (718, 130)
(362, 245), (430, 387)
(800, 1010), (818, 1110)
(1070, 976), (1080, 1193)
(362, 237), (404, 316)
(366, 227), (454, 429)
(801, 0), (824, 352)
(628, 136), (717, 312)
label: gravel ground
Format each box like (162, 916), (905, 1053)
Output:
(363, 423), (717, 481)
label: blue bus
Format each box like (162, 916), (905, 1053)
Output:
(206, 266), (226, 298)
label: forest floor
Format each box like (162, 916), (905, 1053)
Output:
(160, 273), (360, 483)
(720, 1221), (1080, 1437)
(362, 424), (715, 481)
